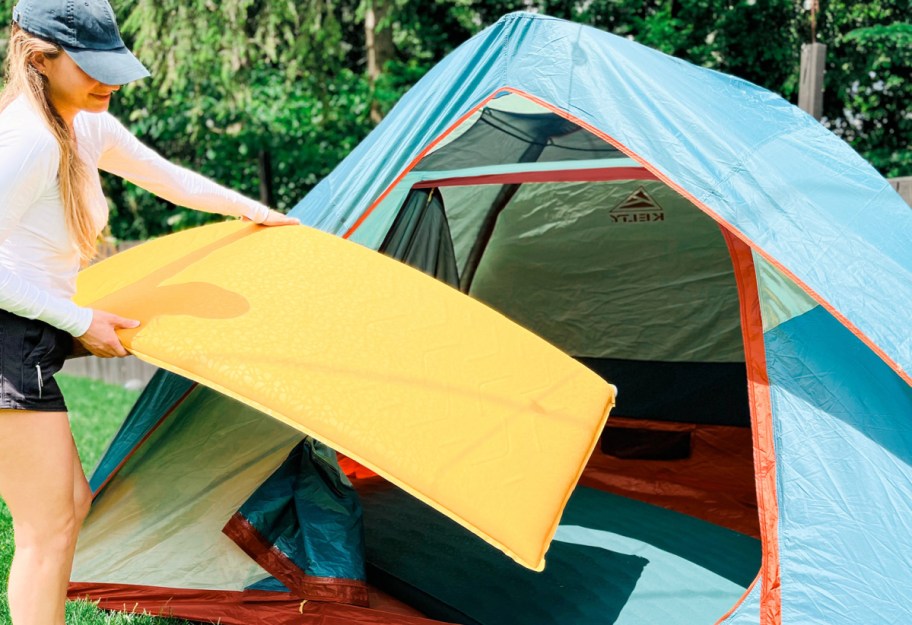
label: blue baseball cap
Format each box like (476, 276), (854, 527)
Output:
(12, 0), (150, 85)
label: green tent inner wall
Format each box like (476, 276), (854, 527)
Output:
(371, 93), (749, 426)
(75, 385), (307, 590)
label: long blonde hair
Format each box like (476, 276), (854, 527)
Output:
(0, 24), (97, 263)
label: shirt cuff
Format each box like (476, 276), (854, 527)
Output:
(243, 203), (270, 224)
(66, 305), (95, 338)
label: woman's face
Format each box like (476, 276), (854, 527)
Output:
(35, 50), (119, 122)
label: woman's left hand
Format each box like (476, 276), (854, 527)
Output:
(259, 209), (300, 226)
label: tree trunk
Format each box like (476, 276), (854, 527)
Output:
(365, 0), (395, 124)
(258, 149), (275, 208)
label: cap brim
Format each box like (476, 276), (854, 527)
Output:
(63, 45), (151, 86)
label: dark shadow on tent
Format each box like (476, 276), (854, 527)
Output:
(766, 307), (912, 465)
(358, 481), (759, 625)
(579, 357), (749, 426)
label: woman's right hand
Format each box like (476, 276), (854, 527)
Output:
(75, 309), (140, 358)
(260, 209), (300, 226)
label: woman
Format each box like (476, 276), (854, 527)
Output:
(0, 1), (298, 622)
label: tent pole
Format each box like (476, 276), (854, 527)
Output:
(459, 140), (549, 292)
(458, 182), (523, 293)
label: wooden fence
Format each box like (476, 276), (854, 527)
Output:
(890, 177), (911, 208)
(62, 353), (157, 389)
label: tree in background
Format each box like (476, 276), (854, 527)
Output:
(817, 1), (911, 178)
(103, 0), (373, 238)
(0, 1), (907, 239)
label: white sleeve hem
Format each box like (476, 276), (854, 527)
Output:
(0, 269), (95, 336)
(246, 203), (270, 224)
(67, 306), (94, 338)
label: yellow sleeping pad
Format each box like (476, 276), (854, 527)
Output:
(75, 221), (616, 571)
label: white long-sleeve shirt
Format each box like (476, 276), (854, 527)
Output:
(0, 95), (270, 337)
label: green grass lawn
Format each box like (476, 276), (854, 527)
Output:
(0, 375), (195, 625)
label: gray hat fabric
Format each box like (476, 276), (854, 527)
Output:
(12, 0), (150, 85)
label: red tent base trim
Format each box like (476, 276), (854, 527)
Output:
(222, 511), (370, 606)
(68, 582), (452, 625)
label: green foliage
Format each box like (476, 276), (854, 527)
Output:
(105, 66), (372, 239)
(102, 0), (373, 239)
(711, 1), (804, 99)
(819, 2), (911, 177)
(119, 0), (350, 96)
(0, 0), (908, 240)
(539, 0), (803, 96)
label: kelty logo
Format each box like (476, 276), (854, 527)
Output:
(610, 187), (665, 224)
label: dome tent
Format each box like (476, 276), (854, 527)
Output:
(71, 11), (912, 625)
(294, 10), (912, 624)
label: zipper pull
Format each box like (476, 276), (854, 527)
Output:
(36, 364), (43, 399)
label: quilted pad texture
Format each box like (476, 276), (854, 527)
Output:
(74, 221), (616, 570)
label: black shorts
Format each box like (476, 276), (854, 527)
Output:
(0, 309), (72, 412)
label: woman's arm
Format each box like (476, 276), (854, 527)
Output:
(0, 129), (95, 336)
(0, 127), (139, 357)
(95, 113), (293, 223)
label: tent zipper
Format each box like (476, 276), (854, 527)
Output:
(36, 364), (43, 399)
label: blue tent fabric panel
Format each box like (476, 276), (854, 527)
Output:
(717, 138), (912, 374)
(718, 579), (761, 625)
(290, 11), (912, 382)
(765, 306), (912, 623)
(359, 482), (759, 625)
(89, 369), (195, 493)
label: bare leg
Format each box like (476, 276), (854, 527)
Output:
(58, 437), (93, 622)
(0, 410), (89, 625)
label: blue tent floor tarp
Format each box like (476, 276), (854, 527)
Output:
(360, 482), (761, 625)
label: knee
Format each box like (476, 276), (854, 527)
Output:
(14, 512), (81, 557)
